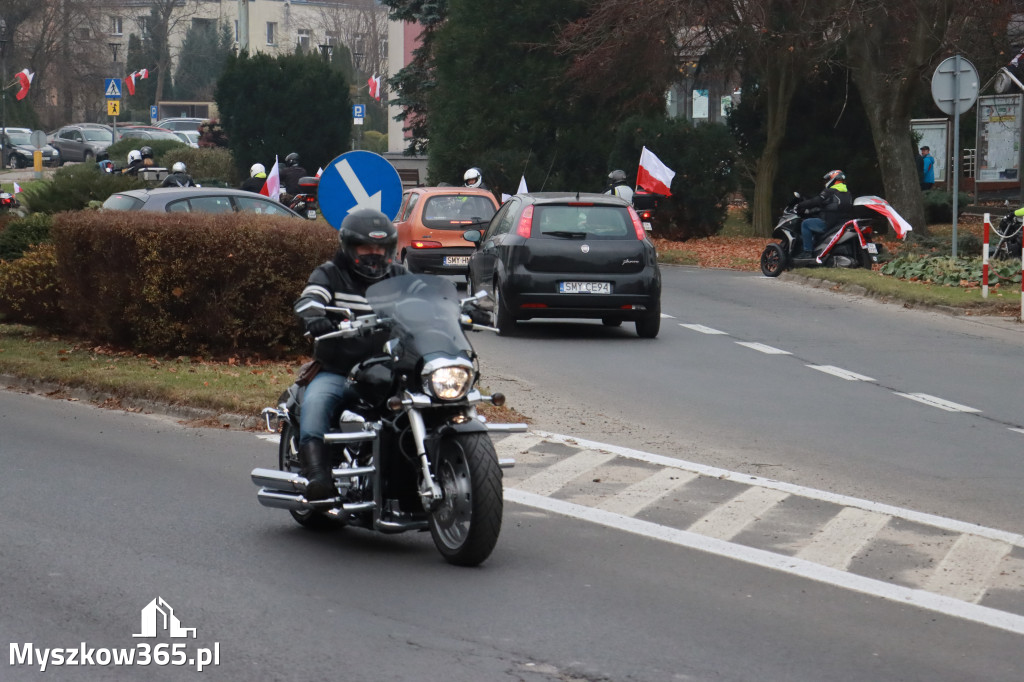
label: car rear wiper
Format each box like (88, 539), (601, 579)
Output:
(543, 230), (587, 239)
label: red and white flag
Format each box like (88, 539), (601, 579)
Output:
(260, 156), (281, 198)
(367, 74), (382, 101)
(636, 146), (675, 196)
(316, 167), (323, 178)
(126, 68), (150, 96)
(15, 69), (34, 101)
(13, 182), (22, 194)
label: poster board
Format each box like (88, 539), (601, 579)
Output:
(976, 94), (1022, 182)
(910, 118), (949, 183)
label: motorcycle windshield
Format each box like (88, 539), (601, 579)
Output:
(365, 274), (473, 363)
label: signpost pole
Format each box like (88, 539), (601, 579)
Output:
(952, 55), (961, 259)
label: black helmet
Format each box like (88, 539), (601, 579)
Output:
(285, 152), (300, 167)
(823, 169), (845, 189)
(608, 169), (627, 184)
(337, 208), (397, 281)
(139, 146), (154, 159)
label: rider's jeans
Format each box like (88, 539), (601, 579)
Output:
(801, 217), (827, 252)
(300, 371), (359, 446)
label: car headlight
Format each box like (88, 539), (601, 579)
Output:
(428, 366), (472, 401)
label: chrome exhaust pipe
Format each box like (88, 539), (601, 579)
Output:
(324, 431), (377, 444)
(256, 488), (374, 513)
(485, 423), (529, 433)
(252, 468), (306, 493)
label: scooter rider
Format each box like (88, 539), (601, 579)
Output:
(240, 163), (267, 193)
(795, 170), (853, 260)
(122, 149), (145, 176)
(604, 169), (635, 204)
(292, 208), (406, 500)
(279, 152), (308, 199)
(160, 161), (196, 187)
(463, 167), (488, 190)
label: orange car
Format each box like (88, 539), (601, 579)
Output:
(394, 186), (499, 276)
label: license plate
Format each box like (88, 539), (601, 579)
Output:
(559, 281), (611, 294)
(866, 243), (878, 254)
(306, 210), (317, 219)
(642, 222), (652, 231)
(444, 256), (470, 266)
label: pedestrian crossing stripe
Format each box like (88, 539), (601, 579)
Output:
(105, 80), (121, 97)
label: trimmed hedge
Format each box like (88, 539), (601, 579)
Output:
(0, 243), (62, 326)
(19, 165), (147, 214)
(46, 211), (337, 355)
(0, 213), (53, 261)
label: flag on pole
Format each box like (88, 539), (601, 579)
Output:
(13, 182), (22, 194)
(15, 69), (34, 101)
(367, 74), (382, 101)
(260, 156), (281, 198)
(126, 69), (150, 96)
(517, 175), (528, 195)
(316, 167), (324, 178)
(636, 146), (675, 196)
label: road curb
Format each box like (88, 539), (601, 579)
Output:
(781, 272), (978, 318)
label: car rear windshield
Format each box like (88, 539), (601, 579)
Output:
(102, 194), (145, 211)
(421, 195), (496, 229)
(533, 205), (635, 240)
(6, 132), (31, 145)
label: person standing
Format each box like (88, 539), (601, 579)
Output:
(920, 147), (935, 190)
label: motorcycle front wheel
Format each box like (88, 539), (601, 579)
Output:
(760, 243), (786, 277)
(429, 432), (503, 566)
(279, 422), (331, 529)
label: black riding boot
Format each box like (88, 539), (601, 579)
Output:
(299, 439), (334, 500)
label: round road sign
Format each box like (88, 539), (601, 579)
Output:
(931, 55), (979, 116)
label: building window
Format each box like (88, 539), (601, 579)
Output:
(297, 28), (310, 51)
(266, 22), (277, 46)
(234, 20), (239, 42)
(137, 16), (149, 33)
(192, 18), (215, 34)
(110, 16), (123, 36)
(325, 31), (338, 47)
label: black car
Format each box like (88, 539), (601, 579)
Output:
(2, 129), (61, 168)
(465, 192), (661, 338)
(101, 187), (303, 217)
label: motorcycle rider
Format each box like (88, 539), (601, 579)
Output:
(139, 146), (156, 168)
(463, 167), (488, 190)
(122, 149), (145, 176)
(279, 152), (308, 199)
(795, 170), (853, 260)
(604, 169), (635, 204)
(292, 208), (406, 500)
(160, 161), (196, 187)
(240, 163), (267, 193)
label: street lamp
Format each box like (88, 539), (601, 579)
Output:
(1, 20), (9, 170)
(318, 43), (333, 61)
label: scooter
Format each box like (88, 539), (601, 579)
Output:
(760, 194), (912, 277)
(287, 176), (320, 220)
(994, 211), (1024, 261)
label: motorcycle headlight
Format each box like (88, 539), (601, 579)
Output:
(428, 366), (472, 401)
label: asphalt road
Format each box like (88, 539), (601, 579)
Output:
(2, 390), (1022, 681)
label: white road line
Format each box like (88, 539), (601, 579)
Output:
(679, 323), (728, 335)
(807, 365), (876, 382)
(529, 430), (1024, 548)
(493, 431), (545, 454)
(256, 434), (278, 443)
(596, 469), (698, 517)
(688, 486), (790, 541)
(504, 489), (1024, 636)
(1010, 428), (1024, 435)
(894, 392), (981, 413)
(795, 508), (891, 570)
(924, 535), (1014, 603)
(514, 449), (617, 497)
(735, 341), (791, 355)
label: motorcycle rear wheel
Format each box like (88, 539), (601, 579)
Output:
(760, 243), (786, 277)
(279, 422), (331, 529)
(429, 433), (503, 566)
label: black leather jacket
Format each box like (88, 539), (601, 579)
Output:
(293, 256), (407, 375)
(280, 165), (308, 196)
(797, 184), (853, 229)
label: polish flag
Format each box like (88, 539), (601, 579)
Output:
(517, 175), (528, 195)
(367, 74), (382, 101)
(260, 156), (281, 198)
(15, 69), (34, 101)
(13, 182), (22, 193)
(636, 146), (675, 196)
(857, 196), (914, 239)
(316, 167), (323, 178)
(126, 68), (150, 96)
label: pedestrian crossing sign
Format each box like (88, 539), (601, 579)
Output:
(104, 78), (122, 98)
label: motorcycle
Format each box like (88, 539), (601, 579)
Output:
(0, 191), (21, 213)
(251, 273), (526, 566)
(286, 175), (320, 220)
(760, 193), (912, 277)
(994, 211), (1024, 261)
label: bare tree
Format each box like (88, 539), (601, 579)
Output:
(315, 0), (389, 80)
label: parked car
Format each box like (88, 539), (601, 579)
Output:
(115, 126), (188, 143)
(101, 187), (303, 217)
(49, 124), (113, 163)
(465, 192), (661, 338)
(155, 117), (206, 132)
(394, 186), (499, 277)
(176, 130), (200, 148)
(1, 128), (61, 168)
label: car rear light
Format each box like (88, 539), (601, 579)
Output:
(567, 202), (594, 206)
(627, 207), (646, 239)
(412, 240), (443, 249)
(520, 303), (548, 309)
(516, 205), (534, 238)
(640, 210), (652, 220)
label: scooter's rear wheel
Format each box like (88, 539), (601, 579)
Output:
(278, 422), (331, 529)
(760, 243), (787, 277)
(429, 433), (503, 566)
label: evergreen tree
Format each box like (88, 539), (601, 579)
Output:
(175, 24), (234, 101)
(215, 52), (351, 177)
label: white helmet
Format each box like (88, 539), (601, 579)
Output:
(463, 167), (482, 188)
(172, 161), (186, 173)
(250, 163), (266, 178)
(127, 149), (142, 164)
